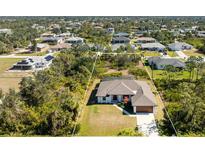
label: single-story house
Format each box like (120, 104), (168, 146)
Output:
(12, 55), (54, 71)
(107, 28), (115, 34)
(41, 37), (62, 45)
(197, 31), (205, 37)
(168, 42), (193, 51)
(96, 78), (156, 113)
(111, 37), (130, 44)
(0, 28), (12, 34)
(35, 43), (49, 52)
(114, 32), (129, 37)
(148, 56), (186, 70)
(135, 30), (148, 37)
(141, 43), (165, 51)
(57, 32), (71, 38)
(136, 37), (156, 44)
(41, 33), (56, 38)
(65, 37), (84, 45)
(50, 43), (71, 51)
(12, 58), (35, 70)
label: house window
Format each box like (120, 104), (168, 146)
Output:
(113, 95), (117, 100)
(102, 97), (106, 101)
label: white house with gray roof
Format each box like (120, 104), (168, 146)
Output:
(141, 43), (165, 51)
(148, 56), (186, 70)
(168, 42), (193, 51)
(96, 79), (156, 113)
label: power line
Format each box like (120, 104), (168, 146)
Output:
(71, 51), (178, 136)
(71, 53), (99, 136)
(142, 59), (178, 136)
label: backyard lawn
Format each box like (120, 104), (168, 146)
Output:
(16, 51), (48, 56)
(142, 51), (160, 57)
(145, 66), (190, 80)
(0, 58), (22, 73)
(167, 51), (177, 57)
(0, 58), (32, 93)
(79, 104), (136, 136)
(183, 49), (204, 57)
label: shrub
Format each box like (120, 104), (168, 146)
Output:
(117, 128), (143, 136)
(128, 68), (149, 79)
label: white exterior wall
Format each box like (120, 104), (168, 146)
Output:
(97, 96), (112, 103)
(117, 95), (122, 102)
(133, 106), (136, 113)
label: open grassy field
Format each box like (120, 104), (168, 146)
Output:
(0, 58), (32, 93)
(79, 104), (136, 136)
(142, 51), (161, 57)
(0, 58), (22, 73)
(145, 66), (190, 80)
(16, 51), (48, 56)
(167, 51), (177, 57)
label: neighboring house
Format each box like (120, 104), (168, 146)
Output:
(148, 56), (186, 70)
(41, 37), (62, 45)
(197, 31), (205, 37)
(50, 43), (71, 51)
(168, 42), (193, 51)
(12, 55), (54, 71)
(0, 28), (12, 34)
(41, 33), (56, 38)
(136, 37), (156, 44)
(57, 32), (71, 39)
(35, 43), (49, 52)
(96, 78), (156, 113)
(12, 58), (35, 70)
(114, 32), (129, 37)
(107, 28), (115, 34)
(111, 37), (130, 44)
(135, 30), (148, 37)
(141, 43), (165, 51)
(65, 37), (84, 45)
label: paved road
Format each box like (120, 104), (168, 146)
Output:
(136, 113), (159, 136)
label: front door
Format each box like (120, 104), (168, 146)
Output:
(123, 95), (129, 104)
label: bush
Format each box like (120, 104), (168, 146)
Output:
(100, 72), (122, 79)
(117, 128), (143, 136)
(128, 68), (149, 79)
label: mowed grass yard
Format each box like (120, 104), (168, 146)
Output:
(145, 66), (190, 80)
(79, 104), (136, 136)
(0, 58), (22, 74)
(183, 49), (204, 57)
(0, 58), (32, 93)
(16, 51), (48, 56)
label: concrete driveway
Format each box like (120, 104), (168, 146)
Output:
(136, 113), (159, 137)
(176, 51), (188, 59)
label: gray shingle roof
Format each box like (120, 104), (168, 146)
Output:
(131, 81), (156, 106)
(141, 43), (165, 49)
(96, 79), (156, 106)
(168, 42), (192, 51)
(148, 56), (186, 68)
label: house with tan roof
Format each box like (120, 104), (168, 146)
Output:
(96, 78), (156, 113)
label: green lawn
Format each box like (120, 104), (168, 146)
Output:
(182, 50), (204, 57)
(79, 104), (136, 136)
(0, 58), (32, 93)
(145, 66), (190, 80)
(167, 51), (177, 57)
(0, 58), (22, 73)
(142, 51), (161, 57)
(16, 51), (48, 56)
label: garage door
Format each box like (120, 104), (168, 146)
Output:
(136, 106), (153, 113)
